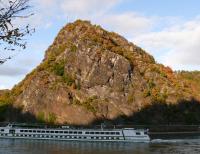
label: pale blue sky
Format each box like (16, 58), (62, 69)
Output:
(120, 0), (200, 17)
(1, 0), (200, 89)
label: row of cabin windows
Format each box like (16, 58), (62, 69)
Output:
(85, 132), (120, 135)
(19, 130), (82, 134)
(19, 130), (120, 135)
(4, 134), (120, 140)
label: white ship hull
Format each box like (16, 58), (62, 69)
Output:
(0, 124), (150, 143)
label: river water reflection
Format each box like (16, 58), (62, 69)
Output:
(0, 136), (199, 154)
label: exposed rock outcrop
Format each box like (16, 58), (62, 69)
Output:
(1, 20), (197, 125)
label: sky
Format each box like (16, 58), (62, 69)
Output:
(1, 0), (200, 89)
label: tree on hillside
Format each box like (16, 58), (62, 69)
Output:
(0, 0), (34, 64)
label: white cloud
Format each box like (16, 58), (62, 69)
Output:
(61, 0), (121, 17)
(34, 0), (122, 21)
(95, 12), (155, 38)
(133, 17), (200, 70)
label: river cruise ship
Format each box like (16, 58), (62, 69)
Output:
(0, 124), (150, 142)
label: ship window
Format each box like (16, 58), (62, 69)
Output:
(73, 131), (77, 134)
(69, 131), (72, 134)
(24, 130), (28, 132)
(55, 131), (58, 133)
(59, 131), (63, 133)
(106, 132), (109, 134)
(116, 132), (120, 135)
(1, 129), (4, 132)
(42, 131), (45, 133)
(95, 132), (99, 134)
(20, 130), (23, 132)
(100, 132), (104, 134)
(90, 132), (94, 134)
(78, 132), (82, 134)
(50, 131), (54, 133)
(64, 131), (68, 134)
(28, 130), (32, 132)
(111, 132), (115, 135)
(33, 130), (36, 133)
(46, 131), (50, 133)
(85, 132), (89, 134)
(91, 137), (94, 139)
(9, 129), (15, 134)
(144, 131), (148, 135)
(37, 130), (41, 133)
(136, 132), (141, 135)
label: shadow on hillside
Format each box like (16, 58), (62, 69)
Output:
(0, 99), (200, 130)
(89, 98), (200, 131)
(0, 104), (38, 124)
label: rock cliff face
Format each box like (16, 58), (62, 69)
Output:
(3, 20), (197, 125)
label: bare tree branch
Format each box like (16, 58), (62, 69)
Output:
(0, 0), (34, 64)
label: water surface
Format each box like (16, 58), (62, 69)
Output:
(0, 135), (199, 154)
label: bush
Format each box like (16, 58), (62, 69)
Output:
(70, 45), (77, 52)
(37, 112), (45, 123)
(83, 96), (98, 113)
(47, 112), (57, 124)
(53, 62), (65, 76)
(143, 89), (151, 97)
(62, 75), (75, 86)
(127, 94), (134, 103)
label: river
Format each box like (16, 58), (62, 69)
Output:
(0, 135), (199, 154)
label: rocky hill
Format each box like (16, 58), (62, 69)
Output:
(0, 20), (199, 125)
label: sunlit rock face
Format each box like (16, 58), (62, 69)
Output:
(9, 20), (193, 125)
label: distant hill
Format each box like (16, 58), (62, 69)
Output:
(0, 20), (200, 125)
